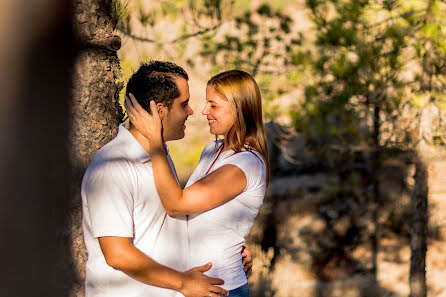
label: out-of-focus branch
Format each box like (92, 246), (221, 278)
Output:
(171, 22), (221, 43)
(115, 28), (157, 43)
(116, 0), (224, 44)
(116, 21), (221, 44)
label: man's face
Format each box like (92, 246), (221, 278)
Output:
(161, 77), (193, 142)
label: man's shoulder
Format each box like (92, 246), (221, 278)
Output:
(91, 137), (127, 161)
(85, 136), (137, 178)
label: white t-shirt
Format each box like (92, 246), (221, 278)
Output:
(81, 124), (188, 297)
(185, 140), (267, 290)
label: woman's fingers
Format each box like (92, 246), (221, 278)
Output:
(124, 95), (135, 119)
(128, 93), (144, 113)
(149, 100), (161, 120)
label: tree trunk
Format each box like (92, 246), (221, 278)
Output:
(409, 152), (428, 297)
(70, 0), (123, 296)
(409, 2), (435, 295)
(370, 104), (381, 282)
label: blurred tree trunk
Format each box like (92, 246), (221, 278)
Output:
(370, 104), (381, 283)
(0, 0), (75, 296)
(409, 2), (434, 295)
(70, 0), (123, 296)
(409, 151), (428, 297)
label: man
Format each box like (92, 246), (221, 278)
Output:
(81, 61), (250, 297)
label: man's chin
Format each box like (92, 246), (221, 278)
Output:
(165, 133), (185, 142)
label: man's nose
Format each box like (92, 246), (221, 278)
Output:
(187, 105), (193, 116)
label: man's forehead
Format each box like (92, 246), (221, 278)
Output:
(174, 77), (190, 98)
(174, 76), (189, 86)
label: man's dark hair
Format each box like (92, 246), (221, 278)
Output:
(126, 61), (188, 111)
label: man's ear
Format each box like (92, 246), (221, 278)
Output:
(156, 102), (168, 120)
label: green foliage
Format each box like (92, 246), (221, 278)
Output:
(118, 57), (136, 109)
(118, 0), (446, 147)
(137, 4), (156, 26)
(293, 91), (361, 161)
(111, 0), (130, 28)
(196, 2), (308, 118)
(199, 3), (302, 76)
(294, 0), (446, 158)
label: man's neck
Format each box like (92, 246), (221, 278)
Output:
(128, 125), (152, 153)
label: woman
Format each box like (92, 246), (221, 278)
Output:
(125, 70), (270, 297)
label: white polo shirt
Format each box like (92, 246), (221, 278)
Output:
(81, 124), (188, 297)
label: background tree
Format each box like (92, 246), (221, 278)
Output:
(293, 0), (446, 295)
(407, 1), (446, 296)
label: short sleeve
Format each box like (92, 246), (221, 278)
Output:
(219, 151), (266, 191)
(82, 160), (135, 238)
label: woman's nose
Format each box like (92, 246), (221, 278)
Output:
(202, 104), (209, 115)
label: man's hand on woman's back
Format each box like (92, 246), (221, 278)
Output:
(180, 262), (228, 297)
(242, 246), (253, 279)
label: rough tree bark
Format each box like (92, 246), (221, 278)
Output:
(70, 0), (123, 295)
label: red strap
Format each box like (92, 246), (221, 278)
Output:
(205, 144), (224, 175)
(205, 144), (257, 175)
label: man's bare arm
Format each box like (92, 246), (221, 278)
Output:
(99, 237), (228, 297)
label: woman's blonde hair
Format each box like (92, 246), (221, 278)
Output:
(207, 70), (270, 184)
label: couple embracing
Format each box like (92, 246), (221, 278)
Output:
(81, 61), (270, 297)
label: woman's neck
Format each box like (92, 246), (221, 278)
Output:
(221, 137), (231, 152)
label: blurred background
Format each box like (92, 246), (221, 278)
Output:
(1, 0), (445, 296)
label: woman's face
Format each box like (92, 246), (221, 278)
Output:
(202, 85), (234, 136)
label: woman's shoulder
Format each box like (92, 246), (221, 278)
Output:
(239, 148), (265, 164)
(225, 149), (265, 171)
(199, 139), (223, 159)
(222, 149), (266, 190)
(203, 139), (223, 153)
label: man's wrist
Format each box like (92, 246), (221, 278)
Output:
(149, 143), (165, 155)
(174, 271), (187, 294)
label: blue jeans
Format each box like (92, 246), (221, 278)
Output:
(219, 283), (249, 297)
